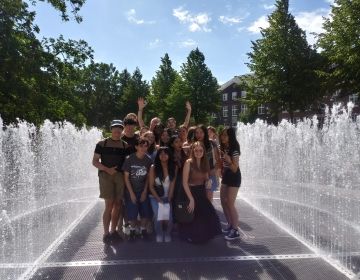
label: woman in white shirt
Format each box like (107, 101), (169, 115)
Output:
(148, 146), (176, 242)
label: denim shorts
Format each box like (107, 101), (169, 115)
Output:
(125, 190), (152, 220)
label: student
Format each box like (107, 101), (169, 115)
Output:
(121, 117), (139, 149)
(194, 125), (220, 201)
(143, 131), (157, 162)
(92, 120), (128, 244)
(219, 127), (242, 240)
(122, 138), (153, 239)
(179, 141), (221, 243)
(148, 147), (176, 242)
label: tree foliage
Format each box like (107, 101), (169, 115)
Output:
(246, 0), (323, 123)
(317, 0), (360, 95)
(167, 48), (219, 124)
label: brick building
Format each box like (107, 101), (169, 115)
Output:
(218, 76), (359, 126)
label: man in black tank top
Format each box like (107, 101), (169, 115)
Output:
(93, 120), (129, 244)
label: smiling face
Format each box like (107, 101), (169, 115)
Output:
(158, 150), (169, 162)
(192, 142), (204, 160)
(111, 126), (123, 140)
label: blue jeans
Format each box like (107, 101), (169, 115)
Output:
(149, 196), (172, 235)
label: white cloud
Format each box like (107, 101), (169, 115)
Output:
(148, 38), (161, 49)
(295, 8), (331, 45)
(179, 39), (197, 48)
(173, 7), (211, 32)
(263, 4), (275, 10)
(247, 15), (269, 34)
(219, 15), (242, 26)
(126, 9), (155, 25)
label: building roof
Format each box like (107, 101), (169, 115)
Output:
(219, 74), (253, 91)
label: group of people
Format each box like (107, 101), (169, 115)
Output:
(92, 99), (242, 245)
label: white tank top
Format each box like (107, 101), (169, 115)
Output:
(155, 176), (170, 197)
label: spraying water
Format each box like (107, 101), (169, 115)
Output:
(0, 117), (102, 280)
(238, 103), (360, 276)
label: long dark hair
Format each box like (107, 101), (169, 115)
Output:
(220, 127), (240, 154)
(195, 124), (211, 152)
(154, 146), (175, 181)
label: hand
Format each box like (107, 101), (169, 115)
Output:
(130, 192), (137, 204)
(223, 154), (232, 164)
(140, 190), (147, 202)
(187, 198), (195, 213)
(106, 166), (117, 175)
(185, 101), (191, 111)
(137, 97), (146, 111)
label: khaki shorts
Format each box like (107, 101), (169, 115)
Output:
(99, 171), (125, 199)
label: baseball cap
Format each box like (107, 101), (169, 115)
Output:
(110, 120), (124, 128)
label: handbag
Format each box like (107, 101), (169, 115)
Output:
(174, 200), (194, 223)
(154, 179), (165, 197)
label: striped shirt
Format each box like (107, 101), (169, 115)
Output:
(222, 147), (240, 169)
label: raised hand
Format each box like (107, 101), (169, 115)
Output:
(137, 97), (146, 111)
(185, 101), (191, 111)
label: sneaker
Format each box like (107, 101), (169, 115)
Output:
(225, 228), (240, 240)
(123, 223), (131, 236)
(156, 234), (163, 243)
(110, 231), (122, 243)
(222, 225), (232, 234)
(102, 233), (112, 244)
(164, 233), (171, 243)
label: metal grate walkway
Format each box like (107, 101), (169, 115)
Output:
(14, 198), (353, 279)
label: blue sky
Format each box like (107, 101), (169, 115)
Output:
(32, 0), (334, 85)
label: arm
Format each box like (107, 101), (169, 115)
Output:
(182, 159), (195, 212)
(140, 175), (149, 202)
(124, 171), (137, 203)
(92, 153), (116, 175)
(224, 152), (239, 173)
(182, 101), (192, 128)
(148, 165), (162, 203)
(137, 97), (146, 128)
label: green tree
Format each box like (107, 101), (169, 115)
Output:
(121, 67), (150, 117)
(78, 62), (122, 127)
(168, 48), (219, 124)
(149, 53), (178, 121)
(317, 0), (360, 95)
(247, 0), (322, 123)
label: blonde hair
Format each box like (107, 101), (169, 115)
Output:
(190, 141), (210, 173)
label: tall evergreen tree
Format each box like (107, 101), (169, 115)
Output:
(318, 0), (360, 96)
(246, 0), (322, 123)
(149, 53), (178, 121)
(121, 67), (150, 117)
(168, 48), (219, 124)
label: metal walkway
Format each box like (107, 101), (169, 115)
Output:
(28, 199), (350, 280)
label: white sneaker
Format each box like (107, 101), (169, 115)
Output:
(164, 233), (171, 242)
(156, 234), (163, 242)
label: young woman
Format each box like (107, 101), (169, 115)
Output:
(148, 147), (176, 242)
(219, 127), (242, 240)
(143, 131), (157, 162)
(158, 128), (171, 147)
(194, 125), (220, 201)
(182, 126), (196, 157)
(179, 141), (221, 243)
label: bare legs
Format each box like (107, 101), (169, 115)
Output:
(103, 198), (121, 234)
(220, 185), (239, 229)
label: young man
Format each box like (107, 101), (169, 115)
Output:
(122, 138), (153, 239)
(92, 120), (128, 244)
(121, 117), (139, 150)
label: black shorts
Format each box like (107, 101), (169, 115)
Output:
(222, 168), (241, 188)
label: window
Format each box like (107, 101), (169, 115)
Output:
(349, 94), (359, 104)
(232, 117), (238, 127)
(223, 106), (228, 117)
(258, 104), (265, 115)
(222, 93), (228, 101)
(241, 91), (247, 98)
(232, 92), (237, 100)
(241, 104), (247, 113)
(232, 105), (238, 116)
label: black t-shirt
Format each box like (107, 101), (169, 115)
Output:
(121, 134), (139, 154)
(94, 138), (129, 172)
